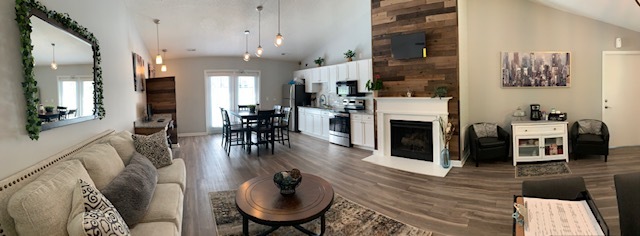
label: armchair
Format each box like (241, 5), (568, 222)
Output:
(570, 119), (609, 162)
(468, 123), (510, 167)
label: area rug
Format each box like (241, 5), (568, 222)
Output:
(210, 190), (432, 236)
(515, 161), (571, 178)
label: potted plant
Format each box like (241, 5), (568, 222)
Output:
(314, 57), (324, 67)
(247, 105), (257, 113)
(438, 116), (455, 168)
(366, 74), (384, 97)
(344, 50), (356, 62)
(433, 86), (448, 98)
(44, 105), (55, 113)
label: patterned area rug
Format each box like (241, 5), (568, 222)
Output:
(209, 190), (432, 236)
(516, 161), (571, 178)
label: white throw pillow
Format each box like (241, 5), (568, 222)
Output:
(578, 120), (603, 135)
(108, 130), (136, 165)
(67, 179), (130, 236)
(72, 143), (125, 190)
(473, 123), (498, 138)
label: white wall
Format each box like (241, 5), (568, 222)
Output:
(465, 0), (640, 131)
(154, 57), (298, 135)
(458, 0), (470, 158)
(0, 0), (149, 179)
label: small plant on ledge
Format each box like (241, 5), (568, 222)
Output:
(344, 50), (356, 61)
(314, 57), (324, 67)
(433, 86), (448, 99)
(366, 74), (384, 96)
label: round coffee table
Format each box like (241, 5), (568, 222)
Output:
(235, 173), (334, 236)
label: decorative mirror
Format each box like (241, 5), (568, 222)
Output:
(15, 0), (104, 140)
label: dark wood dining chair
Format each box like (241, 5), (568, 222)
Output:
(273, 107), (291, 148)
(238, 105), (250, 111)
(222, 109), (248, 155)
(249, 109), (276, 156)
(57, 106), (68, 119)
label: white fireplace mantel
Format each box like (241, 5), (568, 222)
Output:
(364, 97), (452, 177)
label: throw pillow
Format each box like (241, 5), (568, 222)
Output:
(101, 153), (158, 227)
(473, 123), (498, 138)
(108, 130), (136, 165)
(72, 143), (125, 190)
(578, 120), (603, 135)
(132, 130), (173, 168)
(67, 179), (130, 236)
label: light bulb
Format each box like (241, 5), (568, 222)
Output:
(243, 52), (251, 62)
(274, 33), (283, 47)
(161, 64), (167, 72)
(155, 54), (163, 64)
(50, 62), (57, 70)
(256, 46), (263, 57)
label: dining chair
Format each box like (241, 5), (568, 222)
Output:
(220, 108), (228, 147)
(273, 107), (291, 148)
(222, 109), (248, 155)
(273, 105), (282, 112)
(57, 106), (68, 119)
(249, 109), (276, 156)
(238, 105), (250, 111)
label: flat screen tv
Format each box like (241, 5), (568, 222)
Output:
(391, 32), (426, 59)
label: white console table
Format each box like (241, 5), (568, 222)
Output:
(512, 121), (569, 166)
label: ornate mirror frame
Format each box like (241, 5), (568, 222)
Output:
(15, 0), (105, 140)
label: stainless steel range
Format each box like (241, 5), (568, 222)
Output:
(329, 98), (365, 147)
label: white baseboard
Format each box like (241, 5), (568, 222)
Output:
(452, 152), (469, 167)
(178, 132), (208, 137)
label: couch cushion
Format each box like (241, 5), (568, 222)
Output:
(478, 137), (505, 148)
(130, 222), (179, 236)
(108, 130), (136, 165)
(101, 153), (158, 227)
(8, 160), (95, 236)
(67, 179), (130, 236)
(132, 130), (173, 168)
(72, 143), (125, 190)
(577, 134), (605, 143)
(473, 123), (498, 138)
(578, 120), (603, 135)
(157, 158), (186, 191)
(140, 183), (184, 231)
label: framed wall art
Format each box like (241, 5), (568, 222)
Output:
(132, 52), (146, 91)
(501, 52), (571, 88)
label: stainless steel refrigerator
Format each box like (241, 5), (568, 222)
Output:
(282, 84), (310, 132)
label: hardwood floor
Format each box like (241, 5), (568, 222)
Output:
(177, 132), (639, 236)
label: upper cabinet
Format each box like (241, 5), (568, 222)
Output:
(357, 59), (372, 93)
(336, 64), (348, 82)
(293, 58), (372, 93)
(346, 61), (358, 81)
(318, 67), (330, 83)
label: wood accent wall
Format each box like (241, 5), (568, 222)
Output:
(371, 0), (460, 159)
(146, 76), (178, 144)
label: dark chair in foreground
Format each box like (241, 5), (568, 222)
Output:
(273, 107), (291, 148)
(468, 123), (510, 167)
(614, 172), (640, 235)
(522, 176), (586, 200)
(570, 119), (610, 162)
(249, 110), (276, 156)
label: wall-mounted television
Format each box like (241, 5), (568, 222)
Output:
(391, 32), (426, 59)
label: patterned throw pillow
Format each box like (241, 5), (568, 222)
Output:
(67, 179), (130, 236)
(132, 130), (172, 168)
(578, 120), (603, 135)
(473, 123), (498, 138)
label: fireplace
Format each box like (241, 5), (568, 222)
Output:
(390, 120), (433, 161)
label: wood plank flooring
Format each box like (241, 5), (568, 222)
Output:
(177, 133), (639, 236)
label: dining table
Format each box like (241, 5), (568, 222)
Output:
(227, 109), (285, 154)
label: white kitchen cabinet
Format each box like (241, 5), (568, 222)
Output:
(299, 69), (320, 93)
(318, 67), (329, 83)
(351, 114), (374, 148)
(312, 113), (322, 137)
(357, 59), (373, 93)
(336, 64), (348, 81)
(346, 61), (358, 80)
(321, 111), (331, 138)
(328, 66), (338, 93)
(305, 111), (314, 134)
(512, 121), (569, 166)
(298, 107), (307, 132)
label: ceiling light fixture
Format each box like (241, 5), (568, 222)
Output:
(243, 30), (251, 62)
(154, 19), (163, 65)
(256, 5), (264, 57)
(50, 43), (57, 70)
(274, 0), (283, 47)
(161, 49), (168, 72)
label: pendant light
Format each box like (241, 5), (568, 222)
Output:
(255, 5), (264, 57)
(243, 30), (251, 62)
(274, 0), (284, 47)
(161, 49), (167, 72)
(154, 19), (163, 65)
(50, 43), (58, 70)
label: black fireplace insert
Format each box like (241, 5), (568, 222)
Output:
(390, 120), (433, 161)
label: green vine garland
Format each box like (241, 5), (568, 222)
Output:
(15, 0), (104, 140)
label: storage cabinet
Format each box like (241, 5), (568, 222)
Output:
(512, 121), (569, 166)
(298, 107), (330, 140)
(356, 59), (372, 93)
(298, 107), (307, 132)
(351, 114), (374, 148)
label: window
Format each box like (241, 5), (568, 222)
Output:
(58, 75), (93, 117)
(205, 70), (260, 133)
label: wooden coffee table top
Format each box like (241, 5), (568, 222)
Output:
(235, 173), (334, 225)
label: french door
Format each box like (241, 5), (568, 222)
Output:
(205, 70), (260, 133)
(58, 75), (94, 117)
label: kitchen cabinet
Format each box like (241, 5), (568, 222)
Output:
(297, 107), (331, 141)
(298, 107), (307, 132)
(351, 114), (374, 148)
(357, 59), (372, 93)
(321, 111), (331, 138)
(318, 67), (330, 83)
(336, 64), (348, 81)
(512, 121), (569, 166)
(296, 69), (320, 93)
(346, 61), (357, 80)
(328, 66), (338, 93)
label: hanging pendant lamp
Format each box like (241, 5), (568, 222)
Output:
(154, 19), (163, 65)
(161, 49), (167, 72)
(243, 30), (251, 62)
(50, 43), (58, 70)
(256, 5), (264, 57)
(274, 0), (284, 47)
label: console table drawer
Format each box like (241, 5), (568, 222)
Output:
(514, 124), (565, 135)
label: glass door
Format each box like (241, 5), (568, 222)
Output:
(516, 137), (541, 157)
(205, 70), (260, 133)
(544, 136), (564, 156)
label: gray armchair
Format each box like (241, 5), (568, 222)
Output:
(468, 123), (510, 167)
(570, 119), (610, 162)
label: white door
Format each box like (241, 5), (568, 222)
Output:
(602, 51), (640, 147)
(205, 70), (260, 133)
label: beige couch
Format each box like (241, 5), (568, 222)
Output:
(0, 129), (186, 236)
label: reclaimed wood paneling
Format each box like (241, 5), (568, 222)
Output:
(146, 76), (178, 144)
(372, 0), (460, 159)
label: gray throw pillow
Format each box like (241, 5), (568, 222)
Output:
(132, 130), (172, 168)
(578, 120), (603, 135)
(101, 153), (158, 227)
(473, 123), (498, 138)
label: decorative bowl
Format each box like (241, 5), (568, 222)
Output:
(273, 169), (302, 195)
